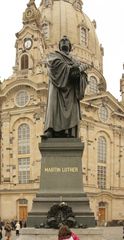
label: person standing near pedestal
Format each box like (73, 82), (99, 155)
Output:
(0, 224), (2, 240)
(43, 36), (91, 138)
(58, 225), (80, 240)
(4, 221), (12, 240)
(15, 221), (20, 236)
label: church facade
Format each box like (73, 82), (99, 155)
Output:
(0, 0), (124, 225)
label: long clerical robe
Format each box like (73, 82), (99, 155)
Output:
(44, 50), (88, 133)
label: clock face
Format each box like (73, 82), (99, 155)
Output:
(24, 38), (32, 50)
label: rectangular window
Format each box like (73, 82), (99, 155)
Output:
(18, 123), (30, 154)
(97, 165), (106, 189)
(18, 139), (30, 154)
(98, 137), (106, 163)
(18, 158), (30, 184)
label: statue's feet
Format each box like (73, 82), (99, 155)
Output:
(42, 129), (75, 139)
(66, 134), (74, 138)
(42, 129), (53, 139)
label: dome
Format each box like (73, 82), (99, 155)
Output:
(39, 0), (103, 73)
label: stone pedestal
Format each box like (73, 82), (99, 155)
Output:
(18, 228), (105, 240)
(27, 138), (95, 227)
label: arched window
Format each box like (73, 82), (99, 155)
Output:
(42, 22), (49, 40)
(80, 26), (87, 47)
(88, 76), (98, 94)
(98, 136), (107, 163)
(21, 54), (29, 70)
(18, 124), (30, 154)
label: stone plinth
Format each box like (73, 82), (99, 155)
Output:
(18, 228), (105, 240)
(27, 138), (95, 227)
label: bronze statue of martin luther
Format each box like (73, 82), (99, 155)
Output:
(43, 36), (92, 138)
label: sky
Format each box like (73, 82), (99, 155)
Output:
(0, 0), (124, 100)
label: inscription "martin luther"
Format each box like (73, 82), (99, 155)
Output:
(44, 167), (79, 173)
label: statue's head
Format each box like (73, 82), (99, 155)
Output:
(59, 36), (72, 54)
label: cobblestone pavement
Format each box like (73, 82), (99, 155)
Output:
(98, 226), (123, 240)
(2, 226), (124, 240)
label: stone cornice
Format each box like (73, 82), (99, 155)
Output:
(83, 91), (124, 113)
(0, 79), (48, 97)
(111, 111), (124, 118)
(0, 188), (39, 194)
(87, 190), (124, 199)
(81, 101), (99, 110)
(16, 25), (43, 39)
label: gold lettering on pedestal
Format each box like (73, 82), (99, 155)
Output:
(44, 167), (79, 173)
(62, 167), (78, 172)
(45, 167), (61, 173)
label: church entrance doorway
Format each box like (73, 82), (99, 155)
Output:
(98, 201), (107, 226)
(19, 205), (28, 221)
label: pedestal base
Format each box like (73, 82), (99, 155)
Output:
(27, 192), (95, 227)
(27, 138), (95, 227)
(18, 228), (105, 240)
